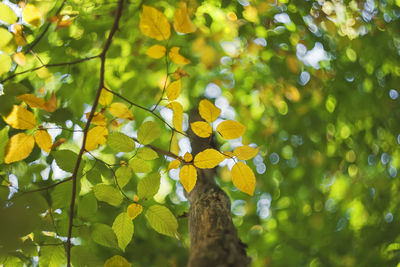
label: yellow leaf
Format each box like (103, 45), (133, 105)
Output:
(17, 94), (46, 109)
(169, 47), (190, 65)
(167, 101), (183, 132)
(104, 255), (131, 267)
(13, 52), (26, 66)
(183, 152), (192, 162)
(166, 79), (181, 101)
(140, 5), (170, 41)
(174, 3), (196, 34)
(198, 99), (220, 123)
(190, 121), (212, 138)
(216, 120), (246, 140)
(222, 151), (235, 158)
(233, 146), (259, 160)
(179, 164), (197, 193)
(99, 88), (113, 106)
(193, 148), (225, 169)
(168, 159), (180, 170)
(86, 112), (107, 126)
(109, 103), (134, 120)
(13, 24), (26, 46)
(22, 4), (42, 27)
(127, 203), (143, 220)
(43, 92), (57, 112)
(4, 133), (35, 164)
(146, 44), (166, 59)
(231, 162), (255, 196)
(85, 126), (108, 151)
(3, 105), (36, 130)
(173, 67), (189, 80)
(34, 129), (52, 153)
(17, 93), (57, 112)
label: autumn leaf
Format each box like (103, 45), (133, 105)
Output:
(173, 67), (189, 79)
(191, 121), (212, 138)
(85, 126), (108, 151)
(127, 203), (143, 220)
(4, 133), (35, 164)
(167, 101), (183, 132)
(17, 94), (46, 109)
(3, 105), (36, 130)
(193, 148), (225, 169)
(13, 24), (26, 46)
(109, 102), (134, 120)
(22, 4), (42, 27)
(146, 44), (166, 59)
(174, 3), (196, 34)
(233, 146), (259, 160)
(13, 52), (26, 66)
(34, 129), (52, 153)
(198, 99), (221, 123)
(140, 5), (171, 41)
(231, 162), (256, 196)
(86, 112), (107, 126)
(168, 159), (181, 170)
(166, 79), (181, 101)
(169, 47), (190, 65)
(216, 120), (246, 140)
(49, 15), (74, 30)
(17, 93), (57, 112)
(179, 164), (197, 193)
(183, 152), (193, 162)
(99, 88), (113, 106)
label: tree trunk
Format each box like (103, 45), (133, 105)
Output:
(186, 110), (251, 267)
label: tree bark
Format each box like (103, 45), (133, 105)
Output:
(186, 110), (251, 267)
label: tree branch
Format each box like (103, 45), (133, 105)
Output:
(65, 0), (125, 265)
(0, 55), (99, 83)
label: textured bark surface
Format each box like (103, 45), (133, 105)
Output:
(186, 110), (251, 267)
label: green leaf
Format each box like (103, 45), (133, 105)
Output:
(0, 53), (11, 76)
(39, 246), (66, 267)
(0, 126), (9, 164)
(137, 147), (159, 160)
(112, 212), (134, 251)
(104, 255), (131, 267)
(137, 172), (160, 199)
(3, 83), (30, 96)
(0, 3), (17, 24)
(129, 158), (151, 173)
(137, 121), (161, 145)
(107, 132), (136, 152)
(78, 192), (98, 220)
(145, 205), (178, 237)
(91, 223), (118, 249)
(86, 168), (102, 184)
(51, 182), (72, 209)
(52, 150), (79, 173)
(0, 28), (13, 50)
(71, 246), (102, 267)
(115, 166), (132, 189)
(93, 184), (123, 207)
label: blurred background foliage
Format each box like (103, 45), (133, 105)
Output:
(1, 0), (400, 266)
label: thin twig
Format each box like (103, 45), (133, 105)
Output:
(65, 0), (124, 265)
(1, 55), (99, 83)
(103, 87), (188, 136)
